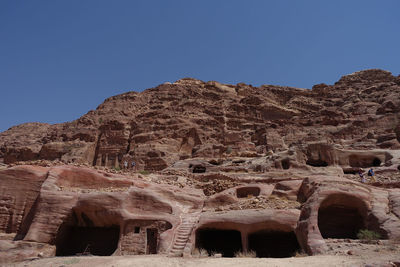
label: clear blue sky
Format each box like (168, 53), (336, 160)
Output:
(1, 0), (399, 132)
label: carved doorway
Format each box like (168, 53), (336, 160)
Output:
(146, 228), (158, 254)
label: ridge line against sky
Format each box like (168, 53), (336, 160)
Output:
(1, 0), (399, 132)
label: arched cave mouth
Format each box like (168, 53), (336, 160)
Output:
(306, 159), (328, 167)
(236, 187), (260, 198)
(372, 158), (381, 167)
(55, 225), (120, 256)
(195, 228), (242, 257)
(318, 195), (366, 239)
(349, 155), (382, 168)
(248, 230), (301, 258)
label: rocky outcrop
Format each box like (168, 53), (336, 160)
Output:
(1, 69), (400, 171)
(1, 69), (400, 262)
(0, 166), (48, 235)
(296, 177), (400, 254)
(1, 163), (399, 261)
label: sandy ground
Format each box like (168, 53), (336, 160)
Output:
(2, 238), (399, 267)
(10, 255), (363, 267)
(9, 253), (399, 267)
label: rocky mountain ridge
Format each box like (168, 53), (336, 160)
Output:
(1, 69), (400, 171)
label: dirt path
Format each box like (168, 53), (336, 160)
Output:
(12, 254), (399, 267)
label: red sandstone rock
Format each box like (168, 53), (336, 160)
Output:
(1, 69), (399, 171)
(0, 69), (400, 262)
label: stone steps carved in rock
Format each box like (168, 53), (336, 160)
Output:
(168, 212), (201, 257)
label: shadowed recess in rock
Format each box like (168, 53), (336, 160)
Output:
(248, 230), (301, 258)
(349, 155), (382, 168)
(281, 158), (291, 169)
(146, 228), (158, 254)
(195, 228), (242, 257)
(236, 187), (260, 198)
(192, 165), (206, 173)
(342, 168), (359, 175)
(306, 159), (328, 167)
(318, 195), (367, 239)
(55, 226), (120, 256)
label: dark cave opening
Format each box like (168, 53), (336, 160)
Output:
(248, 231), (301, 258)
(236, 187), (260, 198)
(318, 205), (364, 239)
(192, 165), (206, 173)
(372, 158), (381, 167)
(146, 228), (158, 254)
(342, 168), (358, 175)
(349, 155), (382, 168)
(208, 159), (222, 166)
(195, 228), (242, 257)
(306, 159), (328, 167)
(55, 226), (120, 256)
(281, 159), (291, 170)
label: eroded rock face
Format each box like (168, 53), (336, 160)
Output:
(1, 69), (400, 262)
(0, 166), (48, 235)
(1, 160), (399, 261)
(1, 69), (400, 170)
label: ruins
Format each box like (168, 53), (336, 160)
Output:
(1, 69), (400, 263)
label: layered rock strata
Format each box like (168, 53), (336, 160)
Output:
(1, 69), (400, 262)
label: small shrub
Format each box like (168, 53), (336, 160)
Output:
(139, 170), (150, 175)
(192, 248), (209, 257)
(112, 166), (121, 171)
(234, 250), (256, 258)
(98, 117), (103, 124)
(294, 250), (308, 257)
(357, 229), (381, 241)
(226, 146), (232, 154)
(200, 248), (209, 257)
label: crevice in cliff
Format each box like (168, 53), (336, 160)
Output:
(6, 210), (14, 233)
(14, 195), (40, 240)
(92, 132), (103, 166)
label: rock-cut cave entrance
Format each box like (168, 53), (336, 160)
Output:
(306, 159), (328, 167)
(195, 228), (242, 257)
(146, 228), (158, 254)
(281, 159), (291, 169)
(318, 195), (366, 239)
(192, 165), (206, 173)
(55, 226), (120, 256)
(248, 230), (300, 258)
(236, 187), (260, 198)
(349, 155), (382, 168)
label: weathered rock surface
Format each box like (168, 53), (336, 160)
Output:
(1, 69), (400, 263)
(1, 69), (400, 170)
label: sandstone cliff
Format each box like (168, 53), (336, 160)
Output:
(1, 69), (400, 263)
(1, 69), (399, 170)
